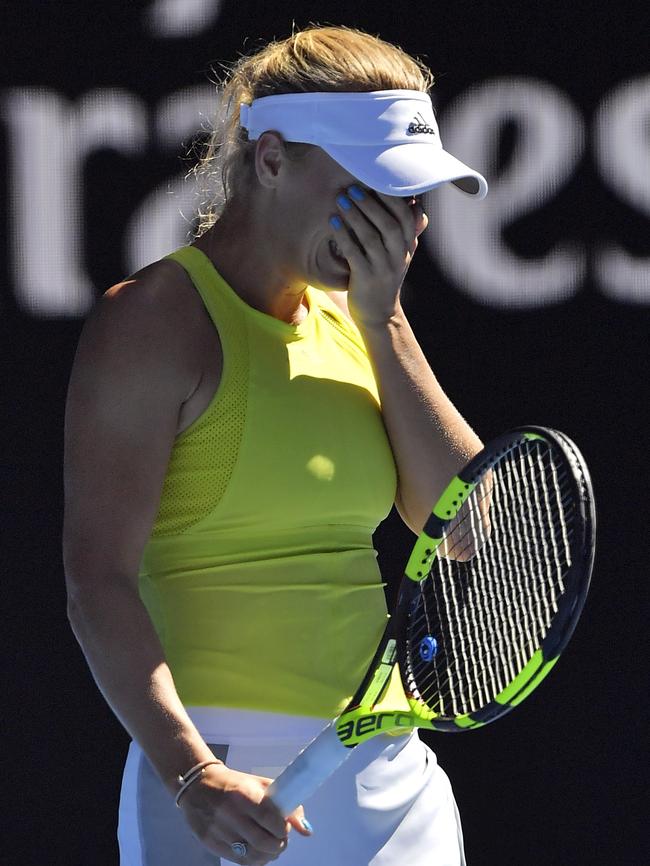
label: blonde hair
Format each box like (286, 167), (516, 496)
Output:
(192, 24), (434, 235)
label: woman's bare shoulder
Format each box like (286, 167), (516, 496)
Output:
(100, 256), (201, 321)
(75, 255), (212, 408)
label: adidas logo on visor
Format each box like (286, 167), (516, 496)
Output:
(407, 112), (436, 135)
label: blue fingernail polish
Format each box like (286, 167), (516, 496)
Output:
(336, 194), (352, 210)
(348, 185), (365, 201)
(329, 215), (343, 230)
(301, 818), (313, 833)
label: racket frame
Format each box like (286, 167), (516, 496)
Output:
(266, 426), (595, 813)
(327, 427), (593, 742)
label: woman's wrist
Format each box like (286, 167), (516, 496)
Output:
(175, 758), (226, 807)
(149, 728), (223, 796)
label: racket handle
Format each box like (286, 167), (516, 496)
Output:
(265, 719), (351, 817)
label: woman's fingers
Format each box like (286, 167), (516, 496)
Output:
(329, 184), (426, 326)
(286, 804), (314, 837)
(334, 200), (385, 263)
(414, 202), (429, 236)
(178, 766), (299, 864)
(208, 838), (283, 865)
(335, 188), (399, 260)
(203, 810), (287, 864)
(232, 815), (289, 856)
(334, 186), (425, 266)
(329, 215), (369, 270)
(379, 192), (427, 250)
(247, 792), (289, 840)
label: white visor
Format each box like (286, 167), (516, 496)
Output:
(239, 89), (487, 199)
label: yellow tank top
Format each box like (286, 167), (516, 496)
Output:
(138, 245), (397, 718)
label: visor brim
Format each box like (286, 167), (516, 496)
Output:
(321, 141), (488, 200)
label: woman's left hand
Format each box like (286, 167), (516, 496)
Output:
(330, 185), (428, 328)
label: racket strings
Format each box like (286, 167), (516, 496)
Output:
(404, 441), (577, 717)
(435, 458), (571, 710)
(440, 448), (570, 710)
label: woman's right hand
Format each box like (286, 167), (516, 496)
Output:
(178, 764), (312, 864)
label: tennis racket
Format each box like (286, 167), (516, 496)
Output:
(266, 426), (595, 817)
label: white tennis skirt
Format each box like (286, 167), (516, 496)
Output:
(118, 707), (466, 866)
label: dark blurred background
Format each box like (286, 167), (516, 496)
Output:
(2, 2), (648, 864)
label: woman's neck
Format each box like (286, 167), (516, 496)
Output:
(192, 206), (309, 325)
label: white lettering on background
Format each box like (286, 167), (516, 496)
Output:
(126, 85), (217, 273)
(4, 88), (146, 316)
(423, 78), (587, 308)
(593, 76), (650, 304)
(2, 78), (648, 316)
(143, 0), (224, 37)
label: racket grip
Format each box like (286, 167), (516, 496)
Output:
(265, 719), (351, 817)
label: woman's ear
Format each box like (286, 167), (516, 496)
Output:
(254, 131), (288, 190)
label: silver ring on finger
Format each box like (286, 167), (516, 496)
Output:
(231, 841), (247, 859)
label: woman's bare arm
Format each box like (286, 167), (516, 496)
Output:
(63, 261), (217, 792)
(63, 263), (307, 860)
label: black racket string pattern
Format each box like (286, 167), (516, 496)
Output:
(403, 439), (576, 718)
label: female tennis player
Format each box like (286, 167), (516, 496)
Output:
(63, 24), (487, 866)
